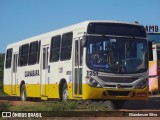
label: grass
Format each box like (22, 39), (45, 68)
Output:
(0, 79), (7, 96)
(50, 101), (77, 111)
(0, 53), (6, 96)
(0, 101), (110, 112)
(0, 80), (4, 96)
(0, 101), (12, 111)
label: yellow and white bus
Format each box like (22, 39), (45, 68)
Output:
(3, 21), (148, 106)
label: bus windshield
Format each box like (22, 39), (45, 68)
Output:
(86, 36), (148, 74)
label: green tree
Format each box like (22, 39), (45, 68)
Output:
(0, 53), (5, 80)
(0, 53), (5, 96)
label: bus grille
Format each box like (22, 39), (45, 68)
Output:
(104, 85), (132, 88)
(99, 76), (138, 83)
(107, 91), (130, 96)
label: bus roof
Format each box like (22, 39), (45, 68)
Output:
(6, 20), (143, 49)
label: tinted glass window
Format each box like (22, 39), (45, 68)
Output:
(50, 35), (61, 62)
(75, 41), (78, 66)
(75, 40), (83, 66)
(19, 44), (29, 66)
(13, 54), (18, 73)
(43, 47), (49, 69)
(86, 36), (148, 73)
(80, 40), (83, 66)
(148, 41), (153, 61)
(5, 48), (13, 68)
(87, 23), (146, 37)
(60, 32), (73, 60)
(18, 46), (21, 66)
(37, 41), (41, 63)
(157, 51), (160, 60)
(28, 41), (38, 65)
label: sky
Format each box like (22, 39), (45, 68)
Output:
(0, 0), (160, 53)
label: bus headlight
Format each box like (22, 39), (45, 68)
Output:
(85, 76), (102, 88)
(135, 80), (147, 89)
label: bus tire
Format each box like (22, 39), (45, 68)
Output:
(20, 84), (27, 101)
(62, 83), (68, 101)
(103, 100), (115, 110)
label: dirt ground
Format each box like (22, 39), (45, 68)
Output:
(0, 95), (160, 110)
(0, 95), (160, 119)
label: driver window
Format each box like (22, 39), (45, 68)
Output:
(137, 43), (144, 59)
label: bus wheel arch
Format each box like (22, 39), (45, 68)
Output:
(20, 80), (27, 101)
(59, 79), (68, 101)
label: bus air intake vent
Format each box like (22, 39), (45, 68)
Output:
(104, 85), (132, 88)
(99, 76), (138, 83)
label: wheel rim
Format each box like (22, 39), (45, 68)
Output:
(63, 88), (68, 100)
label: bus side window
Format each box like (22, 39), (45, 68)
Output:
(75, 40), (83, 66)
(50, 35), (61, 62)
(20, 44), (29, 66)
(75, 40), (78, 66)
(28, 41), (38, 65)
(5, 48), (13, 69)
(37, 41), (41, 63)
(60, 32), (73, 61)
(80, 40), (83, 66)
(18, 46), (21, 66)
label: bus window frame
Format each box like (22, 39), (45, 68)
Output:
(50, 35), (61, 62)
(19, 43), (29, 67)
(28, 41), (39, 65)
(5, 48), (13, 69)
(60, 32), (73, 61)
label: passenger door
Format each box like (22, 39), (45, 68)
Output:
(41, 45), (49, 97)
(73, 37), (83, 97)
(12, 53), (18, 95)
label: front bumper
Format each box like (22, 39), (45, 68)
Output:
(83, 84), (148, 100)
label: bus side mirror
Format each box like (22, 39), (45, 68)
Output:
(82, 35), (87, 47)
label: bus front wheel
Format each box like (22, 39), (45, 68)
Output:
(20, 84), (27, 101)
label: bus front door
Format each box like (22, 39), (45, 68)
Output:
(41, 45), (49, 97)
(73, 38), (83, 98)
(12, 53), (18, 95)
